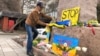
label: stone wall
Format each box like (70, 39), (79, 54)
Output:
(57, 0), (97, 22)
(52, 27), (100, 56)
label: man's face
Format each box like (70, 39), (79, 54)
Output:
(38, 6), (43, 11)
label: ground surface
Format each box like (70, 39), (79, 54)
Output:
(0, 35), (27, 56)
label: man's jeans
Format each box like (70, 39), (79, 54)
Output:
(25, 24), (38, 53)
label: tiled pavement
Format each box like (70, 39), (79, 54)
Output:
(0, 35), (27, 56)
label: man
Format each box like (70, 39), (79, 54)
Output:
(25, 2), (52, 56)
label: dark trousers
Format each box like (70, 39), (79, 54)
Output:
(25, 23), (38, 53)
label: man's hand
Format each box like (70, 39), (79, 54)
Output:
(46, 24), (49, 27)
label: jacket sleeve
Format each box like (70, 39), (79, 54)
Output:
(32, 11), (47, 26)
(41, 13), (52, 21)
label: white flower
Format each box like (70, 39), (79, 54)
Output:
(82, 47), (87, 52)
(46, 44), (52, 48)
(75, 46), (81, 51)
(45, 48), (48, 52)
(63, 43), (68, 47)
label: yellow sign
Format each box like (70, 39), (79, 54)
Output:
(61, 7), (80, 25)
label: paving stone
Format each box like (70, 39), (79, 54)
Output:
(2, 48), (13, 52)
(4, 51), (17, 56)
(0, 47), (4, 56)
